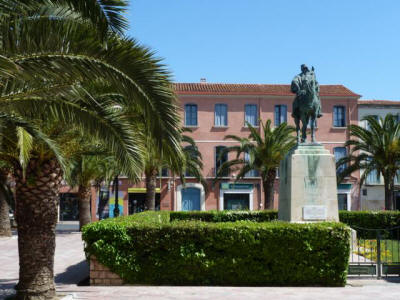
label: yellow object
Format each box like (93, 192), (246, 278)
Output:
(128, 187), (161, 193)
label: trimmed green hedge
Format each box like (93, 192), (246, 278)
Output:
(82, 211), (350, 287)
(170, 210), (278, 222)
(339, 210), (400, 229)
(339, 210), (400, 239)
(172, 210), (400, 229)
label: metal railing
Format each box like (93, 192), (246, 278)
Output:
(348, 225), (400, 278)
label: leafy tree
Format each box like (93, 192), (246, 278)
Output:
(66, 151), (107, 230)
(0, 115), (64, 237)
(337, 114), (400, 210)
(215, 120), (296, 209)
(0, 1), (182, 299)
(143, 128), (206, 211)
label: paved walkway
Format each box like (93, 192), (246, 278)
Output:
(1, 232), (400, 299)
(57, 281), (400, 300)
(0, 231), (88, 299)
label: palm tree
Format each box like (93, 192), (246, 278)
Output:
(215, 120), (296, 209)
(0, 114), (64, 238)
(337, 114), (400, 210)
(66, 152), (107, 230)
(0, 2), (182, 299)
(143, 128), (205, 211)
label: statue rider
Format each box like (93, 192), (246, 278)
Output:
(291, 64), (323, 119)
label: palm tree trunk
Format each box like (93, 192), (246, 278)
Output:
(78, 184), (91, 230)
(145, 169), (157, 211)
(384, 176), (395, 210)
(14, 158), (62, 299)
(263, 170), (276, 210)
(0, 186), (11, 237)
(0, 169), (11, 237)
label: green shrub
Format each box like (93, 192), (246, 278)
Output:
(170, 210), (278, 222)
(82, 211), (350, 287)
(172, 210), (400, 229)
(339, 210), (400, 229)
(339, 210), (400, 239)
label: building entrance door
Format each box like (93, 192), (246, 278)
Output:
(181, 187), (201, 211)
(224, 193), (250, 210)
(338, 194), (348, 210)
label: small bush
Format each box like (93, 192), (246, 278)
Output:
(82, 211), (350, 287)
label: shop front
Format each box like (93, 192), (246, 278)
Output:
(128, 187), (160, 213)
(219, 183), (254, 211)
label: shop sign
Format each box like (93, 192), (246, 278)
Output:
(338, 183), (352, 190)
(220, 183), (253, 190)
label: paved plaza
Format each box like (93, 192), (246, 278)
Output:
(0, 231), (88, 299)
(1, 232), (400, 299)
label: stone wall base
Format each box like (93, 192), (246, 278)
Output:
(90, 256), (124, 285)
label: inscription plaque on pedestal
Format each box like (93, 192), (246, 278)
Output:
(303, 205), (327, 220)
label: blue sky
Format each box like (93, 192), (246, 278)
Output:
(127, 0), (400, 100)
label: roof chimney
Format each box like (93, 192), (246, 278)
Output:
(200, 78), (206, 83)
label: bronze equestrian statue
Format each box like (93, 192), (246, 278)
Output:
(291, 64), (323, 144)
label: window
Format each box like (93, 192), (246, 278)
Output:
(184, 145), (196, 177)
(337, 194), (348, 210)
(245, 104), (258, 126)
(215, 104), (228, 126)
(366, 115), (378, 131)
(334, 147), (347, 175)
(307, 119), (317, 128)
(215, 146), (228, 176)
(274, 105), (287, 126)
(365, 156), (380, 184)
(161, 168), (168, 177)
(333, 106), (346, 127)
(244, 152), (259, 177)
(184, 104), (198, 126)
(366, 169), (380, 184)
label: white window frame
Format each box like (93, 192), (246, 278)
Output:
(244, 104), (258, 127)
(274, 104), (287, 126)
(214, 103), (228, 127)
(337, 190), (351, 211)
(184, 103), (198, 127)
(333, 106), (346, 127)
(219, 188), (254, 211)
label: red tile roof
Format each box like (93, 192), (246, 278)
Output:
(173, 83), (360, 97)
(358, 100), (400, 106)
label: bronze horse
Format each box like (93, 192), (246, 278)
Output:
(292, 67), (321, 144)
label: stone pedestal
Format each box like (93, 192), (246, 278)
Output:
(278, 144), (339, 222)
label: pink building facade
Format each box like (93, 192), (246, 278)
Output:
(171, 83), (360, 213)
(58, 82), (362, 222)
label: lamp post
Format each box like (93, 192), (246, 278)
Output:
(113, 175), (120, 217)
